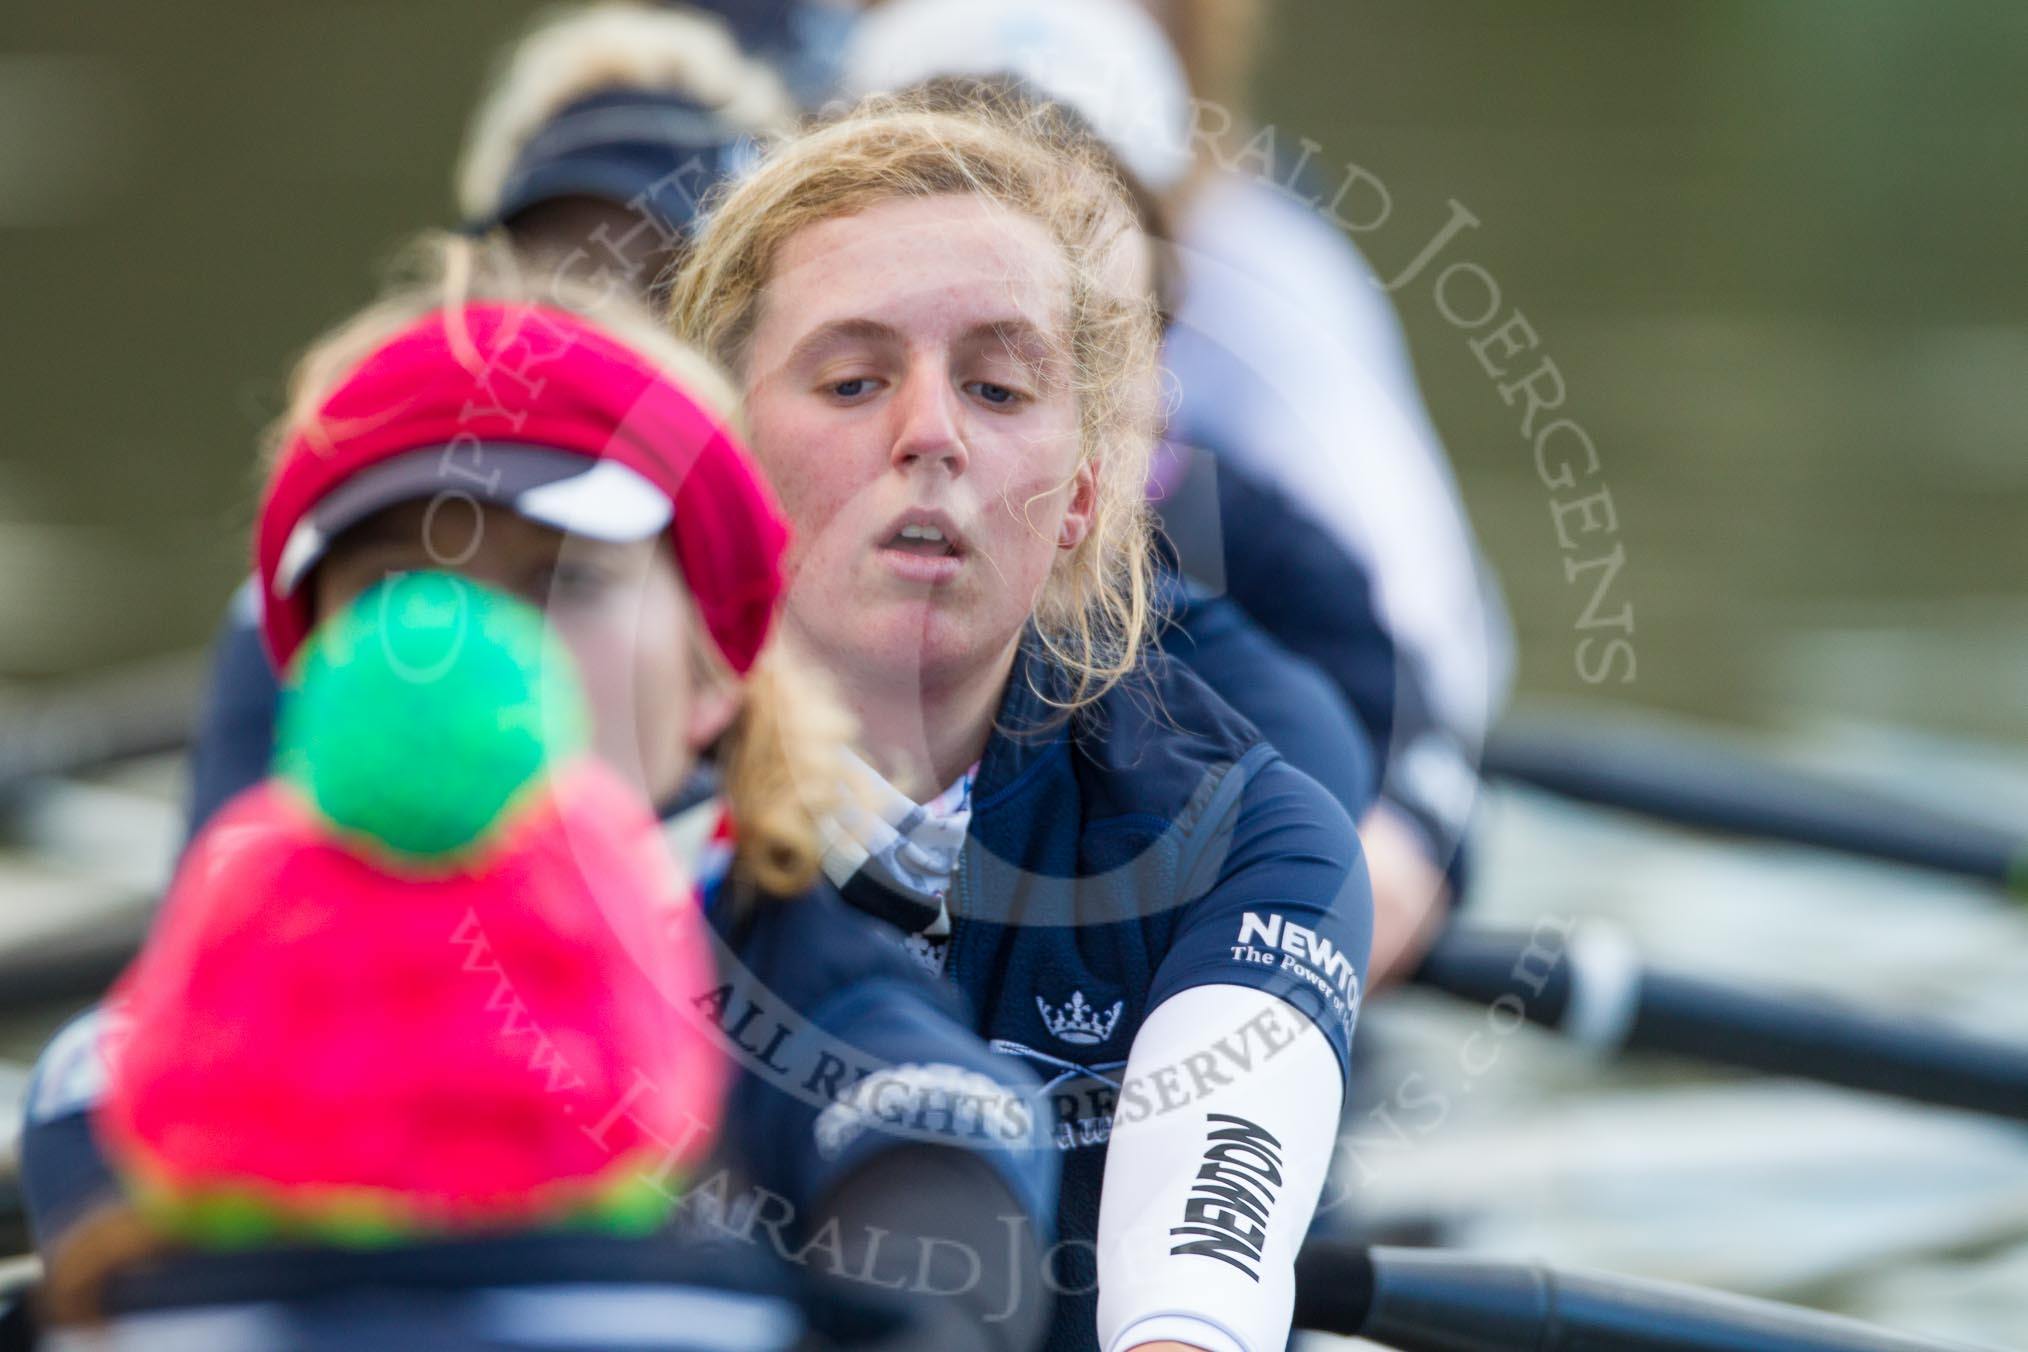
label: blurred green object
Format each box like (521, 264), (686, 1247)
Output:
(274, 572), (586, 862)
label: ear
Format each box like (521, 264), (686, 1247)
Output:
(683, 676), (743, 753)
(1057, 461), (1098, 551)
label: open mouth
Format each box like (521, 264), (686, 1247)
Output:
(881, 522), (960, 558)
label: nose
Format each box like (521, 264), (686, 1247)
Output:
(888, 364), (968, 478)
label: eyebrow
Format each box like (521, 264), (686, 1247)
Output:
(783, 316), (1062, 371)
(966, 318), (1056, 363)
(783, 317), (904, 371)
(965, 319), (1070, 396)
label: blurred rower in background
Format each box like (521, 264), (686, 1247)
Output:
(841, 0), (1513, 985)
(457, 2), (798, 294)
(31, 571), (774, 1349)
(186, 2), (798, 837)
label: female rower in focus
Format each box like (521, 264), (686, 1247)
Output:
(669, 88), (1372, 1352)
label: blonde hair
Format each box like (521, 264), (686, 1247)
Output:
(668, 88), (1164, 712)
(454, 2), (796, 225)
(268, 232), (844, 894)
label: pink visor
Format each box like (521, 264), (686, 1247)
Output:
(255, 303), (788, 674)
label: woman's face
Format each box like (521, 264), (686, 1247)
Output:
(741, 193), (1093, 700)
(311, 500), (737, 805)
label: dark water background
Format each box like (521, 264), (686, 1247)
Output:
(3, 1), (2025, 745)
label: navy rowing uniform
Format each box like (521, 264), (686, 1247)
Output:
(835, 638), (1372, 1351)
(1153, 445), (1480, 898)
(1159, 575), (1378, 823)
(184, 583), (277, 846)
(1165, 170), (1513, 827)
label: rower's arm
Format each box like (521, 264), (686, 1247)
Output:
(15, 1007), (124, 1256)
(1361, 800), (1454, 989)
(1095, 984), (1342, 1352)
(1096, 756), (1370, 1352)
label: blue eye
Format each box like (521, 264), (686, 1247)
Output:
(972, 382), (1018, 406)
(831, 378), (873, 399)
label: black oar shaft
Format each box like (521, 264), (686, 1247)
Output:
(1631, 969), (2028, 1120)
(0, 1282), (34, 1352)
(1484, 723), (2027, 894)
(0, 910), (147, 1015)
(1414, 928), (2028, 1124)
(0, 658), (201, 805)
(1294, 1241), (1988, 1352)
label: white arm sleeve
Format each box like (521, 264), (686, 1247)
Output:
(1095, 984), (1343, 1352)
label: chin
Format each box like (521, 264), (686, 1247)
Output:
(823, 608), (995, 690)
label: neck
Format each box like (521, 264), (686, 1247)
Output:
(808, 632), (1018, 802)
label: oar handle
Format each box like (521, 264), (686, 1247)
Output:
(1294, 1241), (1992, 1352)
(1483, 722), (2028, 896)
(0, 1280), (34, 1352)
(1414, 927), (2028, 1124)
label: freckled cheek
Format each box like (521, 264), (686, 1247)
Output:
(748, 405), (868, 542)
(773, 482), (861, 580)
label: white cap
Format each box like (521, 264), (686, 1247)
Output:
(840, 0), (1194, 193)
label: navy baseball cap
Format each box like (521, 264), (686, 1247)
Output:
(472, 87), (756, 242)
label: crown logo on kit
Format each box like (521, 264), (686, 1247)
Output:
(1036, 991), (1124, 1046)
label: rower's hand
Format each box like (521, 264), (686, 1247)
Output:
(1360, 801), (1452, 990)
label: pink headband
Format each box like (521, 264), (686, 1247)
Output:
(255, 303), (788, 673)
